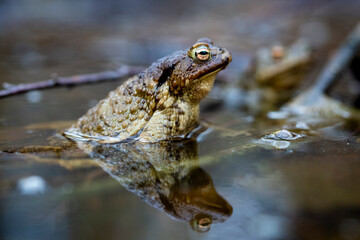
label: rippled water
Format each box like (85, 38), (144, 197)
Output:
(1, 1), (360, 240)
(1, 87), (360, 240)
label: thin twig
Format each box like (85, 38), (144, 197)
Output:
(315, 22), (360, 93)
(0, 65), (145, 98)
(286, 22), (360, 107)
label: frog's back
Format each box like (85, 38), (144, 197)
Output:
(66, 74), (157, 142)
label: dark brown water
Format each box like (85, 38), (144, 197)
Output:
(1, 1), (360, 239)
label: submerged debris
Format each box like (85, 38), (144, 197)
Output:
(264, 129), (304, 141)
(255, 129), (305, 149)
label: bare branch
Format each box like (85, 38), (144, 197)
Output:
(292, 22), (360, 106)
(315, 22), (360, 93)
(0, 65), (145, 99)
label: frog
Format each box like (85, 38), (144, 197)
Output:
(212, 39), (311, 113)
(64, 38), (232, 143)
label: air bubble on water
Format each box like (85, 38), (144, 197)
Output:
(26, 90), (42, 103)
(18, 175), (47, 195)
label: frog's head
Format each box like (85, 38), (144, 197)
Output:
(147, 38), (232, 103)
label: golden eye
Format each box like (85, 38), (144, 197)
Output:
(188, 43), (211, 62)
(194, 46), (211, 61)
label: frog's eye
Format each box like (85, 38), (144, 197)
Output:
(195, 46), (211, 61)
(189, 44), (211, 62)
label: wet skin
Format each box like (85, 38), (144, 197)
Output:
(65, 38), (232, 143)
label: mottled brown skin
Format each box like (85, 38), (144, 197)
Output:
(65, 38), (231, 142)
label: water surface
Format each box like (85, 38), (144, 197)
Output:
(1, 1), (360, 239)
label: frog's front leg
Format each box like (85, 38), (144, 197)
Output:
(139, 101), (199, 142)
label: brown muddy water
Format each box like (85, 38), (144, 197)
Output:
(1, 1), (360, 240)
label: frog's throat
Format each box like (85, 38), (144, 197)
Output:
(186, 69), (220, 103)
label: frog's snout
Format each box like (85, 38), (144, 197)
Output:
(226, 53), (232, 63)
(221, 48), (232, 65)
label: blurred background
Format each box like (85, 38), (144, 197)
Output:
(1, 1), (360, 240)
(1, 0), (360, 124)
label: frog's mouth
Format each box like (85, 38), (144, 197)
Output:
(189, 50), (232, 80)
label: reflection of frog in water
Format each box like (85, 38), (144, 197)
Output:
(65, 38), (231, 143)
(2, 132), (233, 231)
(78, 139), (232, 232)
